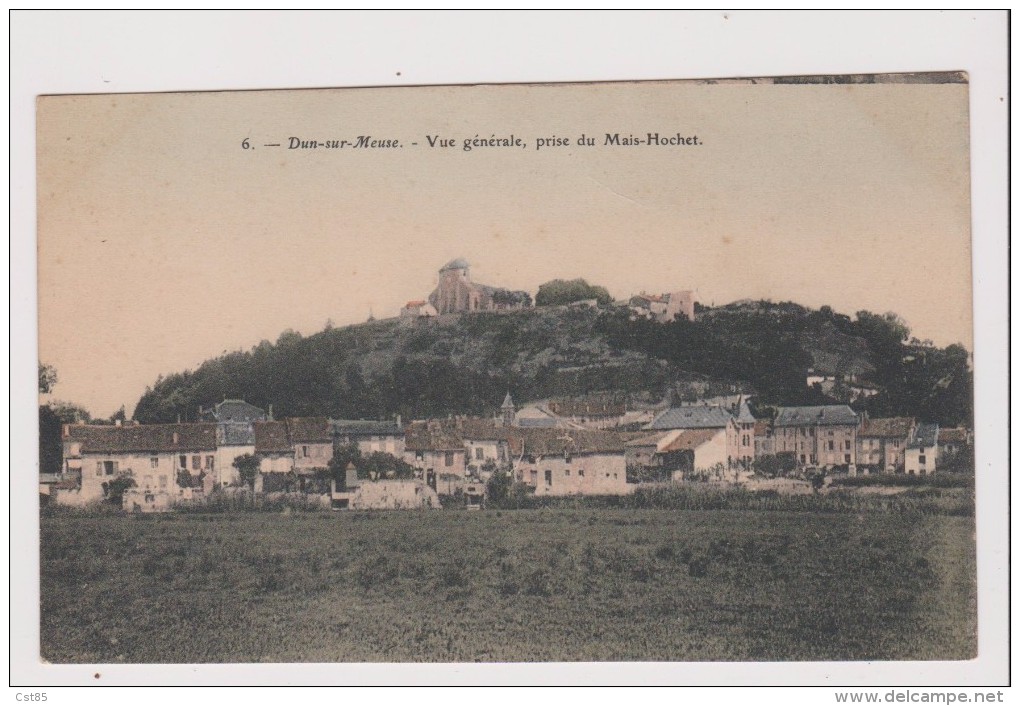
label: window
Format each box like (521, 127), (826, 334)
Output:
(564, 453), (572, 464)
(919, 454), (926, 465)
(564, 469), (570, 477)
(800, 454), (806, 464)
(578, 469), (585, 477)
(845, 454), (851, 463)
(104, 460), (117, 476)
(302, 445), (309, 458)
(530, 470), (538, 485)
(445, 451), (454, 467)
(544, 470), (552, 485)
(809, 454), (816, 464)
(96, 461), (103, 477)
(192, 455), (201, 470)
(828, 430), (834, 437)
(179, 455), (187, 469)
(416, 451), (424, 461)
(150, 457), (159, 468)
(159, 476), (168, 489)
(475, 447), (484, 460)
(206, 455), (215, 470)
(845, 440), (852, 450)
(828, 441), (834, 451)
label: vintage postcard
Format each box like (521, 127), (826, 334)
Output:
(36, 75), (977, 668)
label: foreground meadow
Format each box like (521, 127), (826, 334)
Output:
(40, 502), (976, 663)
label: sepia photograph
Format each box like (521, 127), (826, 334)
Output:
(12, 10), (1008, 691)
(35, 74), (978, 664)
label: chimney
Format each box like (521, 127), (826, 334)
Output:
(396, 414), (402, 429)
(268, 404), (274, 421)
(61, 424), (70, 438)
(115, 419), (122, 427)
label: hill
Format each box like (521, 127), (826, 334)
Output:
(131, 302), (972, 427)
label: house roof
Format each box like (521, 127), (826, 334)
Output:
(404, 421), (466, 452)
(939, 427), (969, 444)
(200, 399), (266, 423)
(517, 417), (560, 428)
(774, 405), (858, 427)
(439, 257), (470, 272)
(660, 428), (722, 453)
(648, 405), (734, 430)
(501, 392), (515, 410)
(908, 423), (939, 450)
(404, 300), (427, 308)
(624, 432), (672, 448)
(287, 417), (332, 443)
(859, 416), (915, 438)
(753, 420), (771, 436)
(65, 423), (218, 453)
(330, 419), (403, 436)
(516, 428), (637, 456)
(734, 397), (756, 424)
(254, 421), (291, 454)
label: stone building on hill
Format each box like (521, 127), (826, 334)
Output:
(427, 258), (531, 315)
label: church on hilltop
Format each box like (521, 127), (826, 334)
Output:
(426, 258), (532, 315)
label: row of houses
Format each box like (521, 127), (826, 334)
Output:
(50, 395), (971, 510)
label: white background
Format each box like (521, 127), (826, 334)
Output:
(8, 9), (1010, 695)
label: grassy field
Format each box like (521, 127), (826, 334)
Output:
(40, 504), (976, 663)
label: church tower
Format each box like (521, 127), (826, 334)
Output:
(500, 391), (516, 427)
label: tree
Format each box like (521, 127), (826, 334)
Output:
(485, 465), (513, 505)
(232, 453), (260, 490)
(102, 473), (135, 505)
(535, 279), (612, 307)
(38, 363), (58, 394)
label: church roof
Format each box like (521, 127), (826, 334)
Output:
(439, 257), (470, 272)
(501, 392), (515, 409)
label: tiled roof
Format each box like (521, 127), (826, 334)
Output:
(65, 423), (217, 453)
(908, 423), (939, 450)
(774, 405), (858, 427)
(330, 419), (403, 436)
(254, 421), (291, 454)
(649, 405), (733, 430)
(517, 417), (560, 428)
(516, 428), (639, 456)
(404, 300), (426, 307)
(404, 421), (466, 452)
(939, 428), (969, 444)
(287, 417), (332, 443)
(624, 432), (672, 448)
(859, 416), (914, 439)
(660, 428), (722, 453)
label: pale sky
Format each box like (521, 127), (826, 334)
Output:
(37, 80), (972, 417)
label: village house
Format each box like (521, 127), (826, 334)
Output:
(399, 300), (438, 318)
(252, 417), (333, 492)
(199, 399), (267, 487)
(856, 416), (915, 473)
(427, 258), (531, 315)
(629, 290), (696, 323)
(61, 422), (218, 508)
(625, 427), (729, 482)
(937, 427), (971, 459)
(403, 419), (468, 494)
(772, 405), (859, 469)
(512, 428), (632, 496)
(253, 420), (294, 475)
(330, 418), (405, 457)
(647, 401), (750, 469)
(905, 423), (939, 475)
